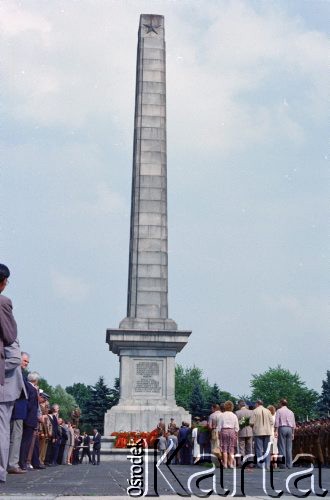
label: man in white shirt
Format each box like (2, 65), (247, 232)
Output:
(275, 399), (296, 469)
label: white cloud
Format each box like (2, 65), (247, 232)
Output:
(0, 3), (51, 36)
(166, 1), (328, 151)
(1, 1), (328, 151)
(65, 181), (128, 218)
(51, 270), (90, 303)
(0, 2), (137, 127)
(262, 294), (329, 330)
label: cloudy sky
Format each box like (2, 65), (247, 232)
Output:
(1, 0), (328, 399)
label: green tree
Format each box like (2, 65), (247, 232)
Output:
(108, 378), (120, 408)
(50, 385), (77, 420)
(218, 390), (236, 405)
(206, 383), (236, 408)
(317, 371), (330, 417)
(189, 383), (206, 417)
(175, 364), (210, 409)
(250, 365), (319, 420)
(66, 382), (92, 411)
(237, 394), (251, 404)
(83, 376), (112, 434)
(39, 377), (54, 398)
(207, 383), (221, 407)
(175, 365), (237, 414)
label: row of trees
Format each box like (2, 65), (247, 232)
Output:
(175, 365), (328, 422)
(38, 376), (119, 433)
(175, 365), (236, 417)
(66, 377), (119, 433)
(39, 367), (329, 434)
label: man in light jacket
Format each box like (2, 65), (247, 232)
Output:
(250, 400), (274, 469)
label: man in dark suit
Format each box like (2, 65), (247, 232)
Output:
(0, 263), (24, 483)
(57, 418), (68, 465)
(19, 371), (40, 470)
(92, 428), (101, 465)
(80, 432), (92, 463)
(178, 422), (193, 465)
(47, 404), (61, 465)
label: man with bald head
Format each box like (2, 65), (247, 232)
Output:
(250, 400), (273, 469)
(275, 399), (296, 469)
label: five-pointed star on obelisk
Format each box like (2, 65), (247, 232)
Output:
(143, 20), (161, 34)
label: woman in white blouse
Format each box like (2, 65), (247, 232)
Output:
(267, 405), (278, 468)
(218, 401), (239, 468)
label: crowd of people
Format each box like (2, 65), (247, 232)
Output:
(8, 357), (102, 474)
(0, 263), (102, 483)
(156, 401), (330, 469)
(1, 262), (329, 484)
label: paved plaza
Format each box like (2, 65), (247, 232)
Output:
(0, 460), (328, 498)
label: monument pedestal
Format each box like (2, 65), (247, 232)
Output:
(104, 329), (191, 434)
(104, 402), (190, 435)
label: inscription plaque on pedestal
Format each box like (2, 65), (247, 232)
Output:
(133, 359), (162, 396)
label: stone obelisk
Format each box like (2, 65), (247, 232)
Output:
(104, 14), (191, 434)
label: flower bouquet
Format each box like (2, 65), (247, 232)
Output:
(239, 416), (250, 429)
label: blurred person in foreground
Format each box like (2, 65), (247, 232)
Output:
(0, 264), (25, 482)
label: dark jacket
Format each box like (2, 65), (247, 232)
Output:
(92, 432), (101, 450)
(178, 426), (192, 447)
(60, 425), (69, 445)
(11, 372), (29, 420)
(83, 435), (91, 446)
(49, 414), (61, 439)
(197, 426), (211, 445)
(24, 382), (39, 428)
